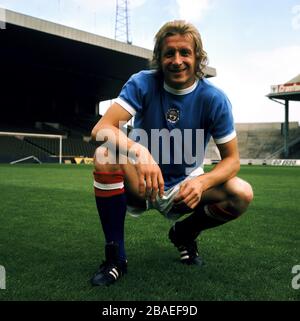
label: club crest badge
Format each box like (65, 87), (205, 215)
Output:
(166, 108), (180, 124)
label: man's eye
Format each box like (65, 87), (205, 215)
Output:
(165, 52), (174, 57)
(180, 50), (190, 56)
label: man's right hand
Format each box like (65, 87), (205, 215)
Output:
(130, 144), (164, 202)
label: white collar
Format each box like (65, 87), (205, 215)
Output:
(163, 79), (198, 95)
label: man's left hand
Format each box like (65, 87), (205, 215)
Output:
(173, 177), (205, 209)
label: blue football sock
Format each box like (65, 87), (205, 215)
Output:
(95, 194), (127, 261)
(94, 171), (127, 262)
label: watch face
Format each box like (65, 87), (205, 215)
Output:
(166, 107), (180, 124)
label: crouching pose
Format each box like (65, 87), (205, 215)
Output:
(90, 20), (253, 286)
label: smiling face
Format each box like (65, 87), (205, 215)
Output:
(160, 33), (197, 90)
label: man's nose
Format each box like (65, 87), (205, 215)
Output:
(172, 52), (182, 65)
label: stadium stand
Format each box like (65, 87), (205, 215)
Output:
(205, 122), (300, 160)
(1, 121), (299, 164)
(24, 136), (95, 158)
(0, 136), (52, 163)
(289, 141), (300, 158)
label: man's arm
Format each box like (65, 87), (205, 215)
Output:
(92, 102), (164, 200)
(174, 137), (240, 209)
(200, 137), (240, 190)
(92, 102), (133, 150)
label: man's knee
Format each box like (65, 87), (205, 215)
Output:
(227, 177), (253, 200)
(94, 146), (121, 172)
(241, 181), (254, 205)
(226, 177), (254, 213)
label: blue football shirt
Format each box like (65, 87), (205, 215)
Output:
(115, 70), (236, 189)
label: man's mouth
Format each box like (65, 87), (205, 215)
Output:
(169, 68), (186, 74)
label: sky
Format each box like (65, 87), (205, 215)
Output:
(1, 0), (300, 124)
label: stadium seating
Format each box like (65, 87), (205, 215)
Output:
(24, 137), (95, 158)
(205, 122), (300, 160)
(0, 136), (53, 163)
(1, 121), (299, 163)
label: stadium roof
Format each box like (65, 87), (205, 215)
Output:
(4, 9), (152, 59)
(266, 73), (300, 158)
(0, 8), (216, 123)
(1, 9), (154, 102)
(267, 74), (300, 101)
(286, 74), (300, 83)
(266, 91), (300, 101)
(2, 9), (216, 95)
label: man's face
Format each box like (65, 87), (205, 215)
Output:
(160, 33), (196, 90)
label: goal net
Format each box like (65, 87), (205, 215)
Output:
(0, 131), (63, 164)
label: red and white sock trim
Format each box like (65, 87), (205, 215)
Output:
(93, 171), (125, 197)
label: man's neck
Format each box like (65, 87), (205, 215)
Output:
(163, 79), (199, 95)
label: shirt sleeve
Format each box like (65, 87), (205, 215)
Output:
(115, 72), (147, 116)
(209, 92), (236, 145)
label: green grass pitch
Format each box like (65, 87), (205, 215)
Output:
(0, 164), (299, 301)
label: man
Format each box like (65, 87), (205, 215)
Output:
(90, 20), (253, 286)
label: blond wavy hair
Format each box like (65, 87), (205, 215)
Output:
(150, 20), (208, 79)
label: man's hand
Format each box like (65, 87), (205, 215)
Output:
(173, 177), (205, 209)
(130, 144), (164, 202)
